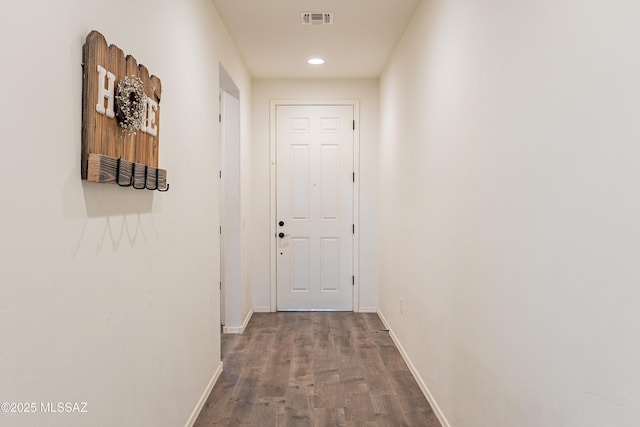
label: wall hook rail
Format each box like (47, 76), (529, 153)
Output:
(86, 153), (169, 193)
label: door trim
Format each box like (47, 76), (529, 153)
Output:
(220, 89), (241, 330)
(270, 99), (361, 312)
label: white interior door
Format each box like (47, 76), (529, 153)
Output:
(276, 105), (354, 311)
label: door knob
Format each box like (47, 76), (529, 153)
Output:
(279, 221), (285, 227)
(278, 232), (285, 238)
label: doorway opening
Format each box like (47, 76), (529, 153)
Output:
(219, 65), (241, 330)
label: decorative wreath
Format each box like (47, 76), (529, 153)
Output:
(115, 76), (146, 134)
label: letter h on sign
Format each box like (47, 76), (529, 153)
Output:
(96, 65), (115, 118)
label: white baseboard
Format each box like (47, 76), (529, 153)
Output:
(253, 306), (272, 313)
(358, 307), (378, 313)
(376, 310), (451, 427)
(185, 361), (223, 427)
(223, 308), (254, 334)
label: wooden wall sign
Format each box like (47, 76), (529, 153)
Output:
(81, 30), (168, 191)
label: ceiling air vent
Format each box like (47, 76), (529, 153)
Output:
(300, 12), (334, 25)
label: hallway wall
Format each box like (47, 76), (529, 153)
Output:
(0, 1), (250, 426)
(378, 0), (640, 426)
(251, 79), (379, 312)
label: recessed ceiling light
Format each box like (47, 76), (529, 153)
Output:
(308, 58), (325, 65)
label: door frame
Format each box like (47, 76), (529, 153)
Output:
(220, 89), (241, 329)
(219, 64), (241, 330)
(269, 99), (361, 312)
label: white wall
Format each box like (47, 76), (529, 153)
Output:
(0, 0), (250, 426)
(379, 0), (640, 426)
(251, 79), (379, 312)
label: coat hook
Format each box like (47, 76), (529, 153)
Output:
(156, 168), (170, 192)
(116, 158), (132, 187)
(146, 167), (158, 191)
(132, 163), (147, 190)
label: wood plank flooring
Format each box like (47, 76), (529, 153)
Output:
(194, 312), (441, 427)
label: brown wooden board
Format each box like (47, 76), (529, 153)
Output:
(81, 30), (163, 182)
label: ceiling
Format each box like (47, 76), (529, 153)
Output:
(211, 0), (422, 79)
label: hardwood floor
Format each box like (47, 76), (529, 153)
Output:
(194, 312), (441, 427)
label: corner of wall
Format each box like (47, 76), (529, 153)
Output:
(222, 308), (254, 334)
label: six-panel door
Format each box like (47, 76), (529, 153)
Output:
(276, 105), (354, 311)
